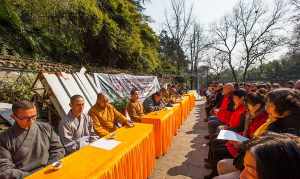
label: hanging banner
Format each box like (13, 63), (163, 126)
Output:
(94, 73), (160, 102)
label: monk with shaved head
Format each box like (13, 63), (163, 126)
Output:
(89, 93), (133, 137)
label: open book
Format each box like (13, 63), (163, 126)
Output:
(217, 130), (249, 142)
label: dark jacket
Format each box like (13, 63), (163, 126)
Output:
(234, 112), (300, 170)
(268, 112), (300, 136)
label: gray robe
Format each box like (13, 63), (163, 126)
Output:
(143, 96), (165, 113)
(59, 111), (99, 154)
(0, 122), (65, 179)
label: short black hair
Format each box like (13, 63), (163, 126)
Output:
(246, 91), (266, 107)
(70, 95), (84, 103)
(232, 89), (247, 98)
(244, 132), (300, 179)
(130, 88), (139, 95)
(12, 100), (35, 114)
(153, 91), (161, 97)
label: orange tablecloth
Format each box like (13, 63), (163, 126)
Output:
(141, 95), (195, 157)
(26, 123), (156, 179)
(185, 92), (196, 111)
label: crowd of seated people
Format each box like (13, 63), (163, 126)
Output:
(0, 83), (187, 178)
(203, 81), (300, 179)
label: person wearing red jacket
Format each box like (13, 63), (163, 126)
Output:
(207, 83), (235, 136)
(217, 91), (269, 177)
(205, 89), (247, 179)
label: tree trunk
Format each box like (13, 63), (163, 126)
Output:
(228, 63), (238, 83)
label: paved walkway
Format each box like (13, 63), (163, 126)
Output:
(150, 101), (210, 179)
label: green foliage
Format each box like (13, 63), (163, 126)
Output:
(111, 98), (129, 113)
(247, 55), (300, 82)
(0, 0), (161, 73)
(209, 55), (300, 82)
(0, 74), (34, 103)
(158, 30), (185, 74)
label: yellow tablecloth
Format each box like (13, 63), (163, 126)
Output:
(26, 123), (156, 179)
(141, 95), (195, 157)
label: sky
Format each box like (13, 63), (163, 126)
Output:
(144, 0), (241, 33)
(144, 0), (291, 61)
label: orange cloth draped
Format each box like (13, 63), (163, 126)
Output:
(141, 95), (195, 157)
(26, 123), (156, 179)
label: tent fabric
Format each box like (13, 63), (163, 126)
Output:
(0, 103), (14, 126)
(94, 73), (160, 102)
(41, 71), (160, 119)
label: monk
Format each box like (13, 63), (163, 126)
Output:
(143, 91), (165, 113)
(127, 89), (144, 122)
(89, 93), (133, 137)
(59, 95), (99, 154)
(0, 100), (65, 179)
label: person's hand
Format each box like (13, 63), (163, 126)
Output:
(79, 137), (89, 148)
(125, 121), (135, 128)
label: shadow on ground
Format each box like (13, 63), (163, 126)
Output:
(167, 102), (210, 179)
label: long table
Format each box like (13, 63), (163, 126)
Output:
(141, 94), (195, 157)
(27, 93), (196, 179)
(26, 123), (155, 179)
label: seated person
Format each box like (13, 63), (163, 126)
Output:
(160, 88), (175, 106)
(205, 89), (247, 178)
(169, 86), (181, 102)
(177, 83), (188, 95)
(216, 88), (300, 178)
(89, 93), (133, 137)
(143, 91), (165, 113)
(216, 91), (269, 176)
(241, 132), (300, 179)
(207, 83), (235, 137)
(0, 100), (65, 179)
(59, 95), (99, 154)
(254, 88), (300, 137)
(227, 89), (247, 130)
(216, 132), (300, 179)
(127, 89), (144, 122)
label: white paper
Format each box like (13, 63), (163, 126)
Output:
(90, 139), (121, 150)
(217, 130), (249, 142)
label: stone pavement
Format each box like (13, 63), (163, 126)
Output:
(150, 101), (210, 179)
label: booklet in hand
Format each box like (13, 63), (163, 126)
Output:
(217, 130), (249, 142)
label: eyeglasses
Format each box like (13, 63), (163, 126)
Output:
(14, 115), (37, 121)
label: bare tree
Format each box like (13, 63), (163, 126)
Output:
(235, 0), (287, 82)
(290, 0), (300, 54)
(206, 51), (227, 81)
(212, 0), (287, 82)
(165, 0), (193, 73)
(212, 14), (240, 82)
(291, 0), (300, 9)
(188, 22), (211, 89)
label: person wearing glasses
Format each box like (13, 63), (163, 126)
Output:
(0, 100), (65, 179)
